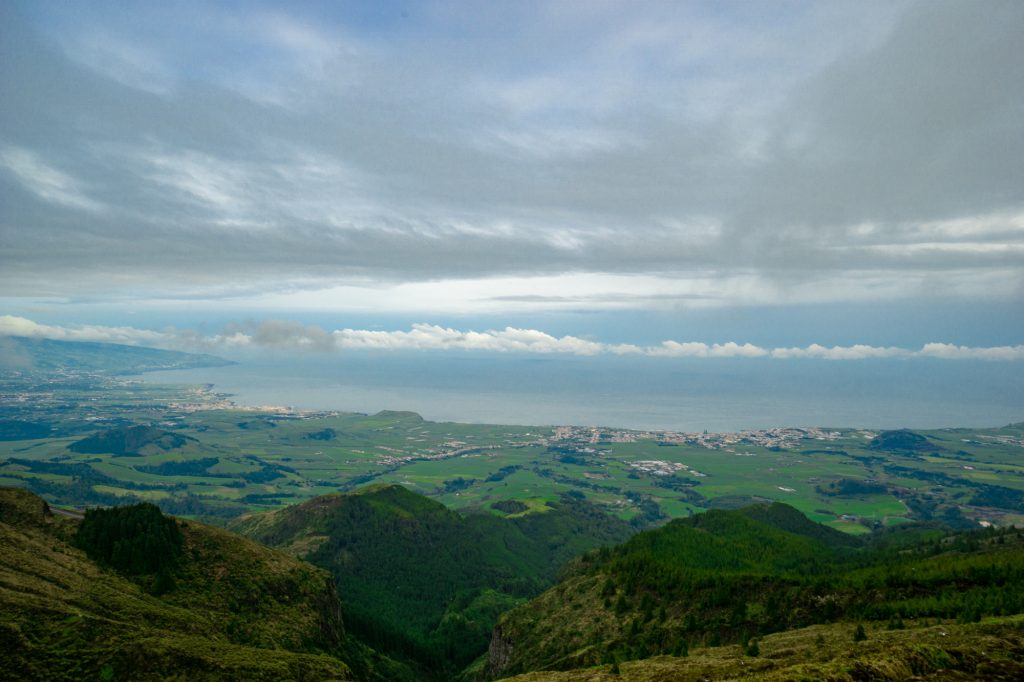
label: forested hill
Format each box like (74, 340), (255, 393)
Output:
(1, 336), (232, 375)
(0, 487), (414, 681)
(484, 502), (1024, 679)
(232, 484), (634, 678)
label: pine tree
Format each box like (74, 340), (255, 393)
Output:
(75, 502), (182, 576)
(152, 567), (175, 596)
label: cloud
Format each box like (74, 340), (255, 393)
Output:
(2, 315), (1021, 362)
(333, 324), (606, 356)
(770, 344), (907, 360)
(648, 341), (769, 359)
(0, 1), (1021, 311)
(61, 29), (177, 96)
(0, 146), (104, 212)
(918, 343), (1024, 361)
(0, 315), (165, 345)
(474, 125), (634, 160)
(215, 319), (338, 352)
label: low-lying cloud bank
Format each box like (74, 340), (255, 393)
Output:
(2, 315), (1022, 361)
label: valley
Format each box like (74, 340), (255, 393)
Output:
(2, 338), (1024, 680)
(6, 1), (1022, 678)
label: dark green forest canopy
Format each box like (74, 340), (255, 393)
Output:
(74, 502), (183, 575)
(486, 502), (1024, 678)
(68, 425), (194, 455)
(233, 484), (634, 676)
(869, 429), (935, 452)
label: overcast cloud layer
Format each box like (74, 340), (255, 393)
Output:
(1, 1), (1023, 314)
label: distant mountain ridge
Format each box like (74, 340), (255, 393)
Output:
(1, 335), (232, 375)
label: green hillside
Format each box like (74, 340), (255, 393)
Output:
(68, 424), (196, 455)
(735, 500), (862, 549)
(497, 616), (1024, 681)
(233, 485), (634, 678)
(484, 503), (1024, 679)
(0, 487), (412, 681)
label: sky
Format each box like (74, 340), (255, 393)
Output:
(1, 0), (1022, 356)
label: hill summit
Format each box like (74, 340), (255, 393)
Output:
(868, 429), (934, 452)
(233, 484), (634, 676)
(484, 502), (1024, 679)
(0, 486), (413, 681)
(68, 424), (195, 455)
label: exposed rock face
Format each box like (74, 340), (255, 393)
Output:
(318, 577), (345, 646)
(486, 624), (514, 680)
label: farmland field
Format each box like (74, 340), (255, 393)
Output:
(3, 366), (1023, 532)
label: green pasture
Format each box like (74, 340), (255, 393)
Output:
(2, 374), (1023, 530)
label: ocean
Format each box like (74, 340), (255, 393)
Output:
(142, 352), (1024, 432)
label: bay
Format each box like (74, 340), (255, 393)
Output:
(142, 353), (1024, 432)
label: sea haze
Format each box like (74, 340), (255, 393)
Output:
(143, 353), (1024, 432)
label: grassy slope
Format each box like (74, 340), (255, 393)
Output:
(0, 487), (411, 682)
(484, 503), (1024, 679)
(499, 616), (1024, 681)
